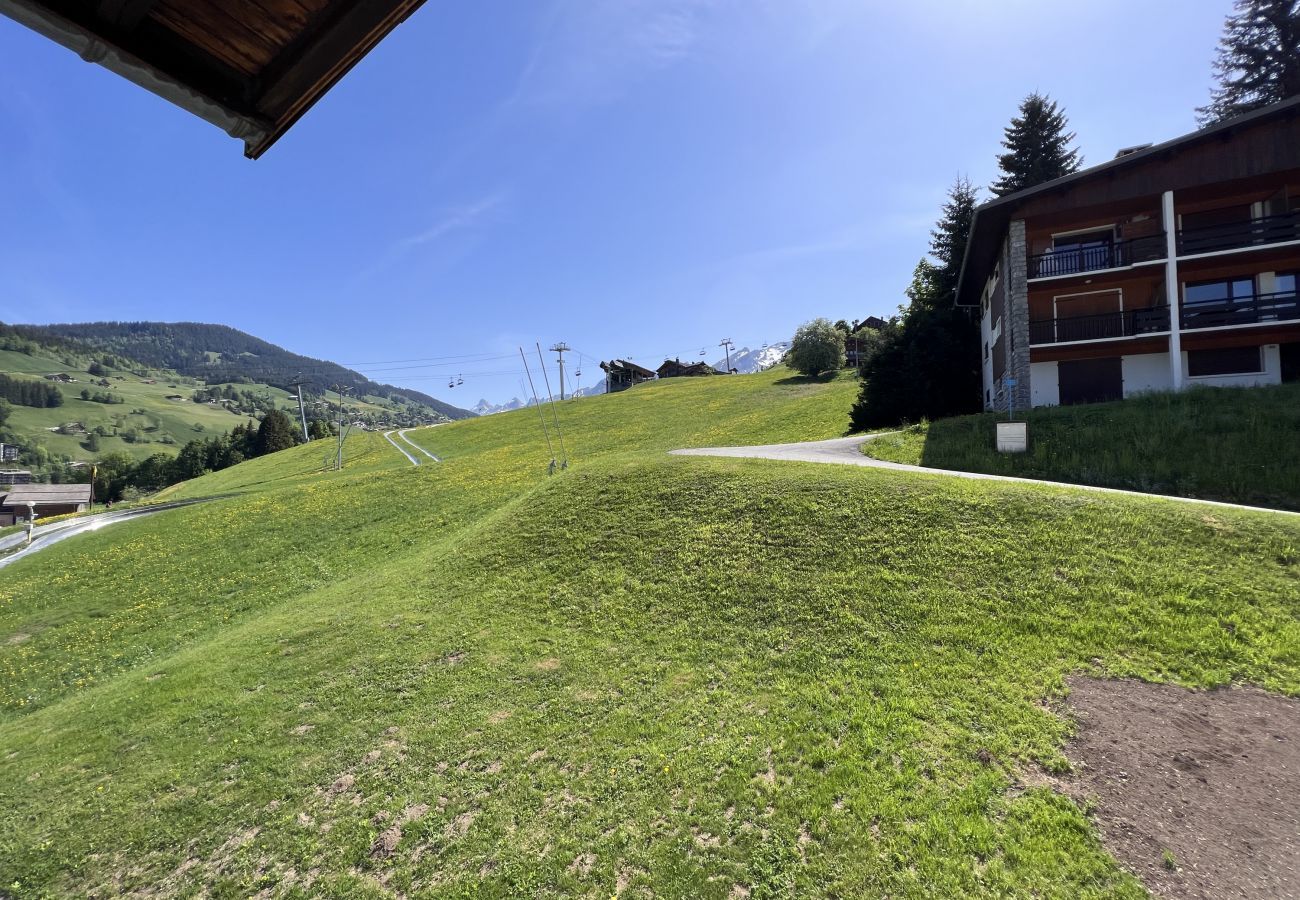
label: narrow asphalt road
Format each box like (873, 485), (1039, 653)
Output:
(670, 434), (1300, 517)
(382, 430), (421, 466)
(0, 496), (229, 570)
(398, 427), (441, 462)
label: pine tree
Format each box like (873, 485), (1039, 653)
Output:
(1197, 0), (1300, 126)
(256, 409), (299, 456)
(928, 176), (979, 303)
(990, 93), (1082, 197)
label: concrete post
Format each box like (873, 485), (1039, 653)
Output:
(1007, 220), (1031, 411)
(1163, 190), (1183, 391)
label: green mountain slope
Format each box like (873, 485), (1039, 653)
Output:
(16, 321), (475, 420)
(1, 367), (1296, 897)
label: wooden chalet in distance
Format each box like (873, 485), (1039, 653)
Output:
(599, 359), (655, 393)
(957, 96), (1300, 409)
(657, 358), (717, 379)
(0, 483), (92, 526)
(1, 0), (427, 158)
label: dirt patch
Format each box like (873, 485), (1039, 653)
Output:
(1058, 676), (1300, 899)
(535, 657), (561, 671)
(7, 632), (30, 645)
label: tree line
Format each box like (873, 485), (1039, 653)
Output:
(0, 373), (64, 408)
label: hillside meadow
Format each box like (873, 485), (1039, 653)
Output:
(1, 366), (1298, 897)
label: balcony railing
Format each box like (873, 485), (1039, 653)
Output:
(1176, 210), (1300, 256)
(1028, 234), (1166, 279)
(1181, 289), (1299, 330)
(1029, 306), (1170, 345)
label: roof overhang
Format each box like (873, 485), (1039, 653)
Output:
(1, 0), (426, 159)
(954, 94), (1300, 307)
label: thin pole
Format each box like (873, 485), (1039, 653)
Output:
(520, 347), (555, 468)
(536, 343), (568, 468)
(293, 377), (309, 442)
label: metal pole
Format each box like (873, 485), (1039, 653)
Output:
(520, 347), (555, 469)
(549, 343), (571, 401)
(537, 343), (568, 468)
(293, 378), (309, 442)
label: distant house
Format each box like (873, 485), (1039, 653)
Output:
(44, 373), (76, 383)
(599, 359), (656, 392)
(0, 470), (33, 486)
(853, 316), (889, 332)
(845, 317), (888, 368)
(657, 358), (717, 379)
(0, 483), (93, 526)
(0, 443), (19, 462)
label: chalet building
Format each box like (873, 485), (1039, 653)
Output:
(0, 484), (92, 526)
(599, 359), (655, 393)
(0, 443), (19, 462)
(957, 97), (1300, 410)
(657, 359), (717, 379)
(0, 471), (34, 486)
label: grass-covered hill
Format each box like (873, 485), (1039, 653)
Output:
(862, 383), (1300, 511)
(0, 324), (466, 471)
(8, 321), (475, 421)
(2, 367), (1297, 897)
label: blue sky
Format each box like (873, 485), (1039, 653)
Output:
(2, 0), (1229, 406)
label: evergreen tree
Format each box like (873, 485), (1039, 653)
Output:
(256, 409), (299, 455)
(1197, 0), (1300, 125)
(86, 432), (101, 452)
(990, 93), (1082, 197)
(849, 178), (983, 429)
(927, 176), (979, 302)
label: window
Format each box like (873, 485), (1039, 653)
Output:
(1036, 228), (1116, 277)
(1184, 277), (1256, 306)
(983, 342), (989, 361)
(1187, 346), (1263, 377)
(1276, 272), (1297, 295)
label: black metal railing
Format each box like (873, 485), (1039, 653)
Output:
(1029, 306), (1171, 345)
(1028, 234), (1166, 278)
(1181, 289), (1299, 330)
(1177, 210), (1300, 256)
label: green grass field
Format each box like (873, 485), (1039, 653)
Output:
(2, 367), (1298, 897)
(862, 383), (1300, 511)
(0, 348), (397, 465)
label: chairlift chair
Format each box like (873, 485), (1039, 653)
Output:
(457, 374), (464, 386)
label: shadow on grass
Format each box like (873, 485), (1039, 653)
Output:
(773, 371), (841, 386)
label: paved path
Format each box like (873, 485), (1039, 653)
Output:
(671, 434), (1300, 518)
(398, 427), (441, 462)
(382, 430), (421, 466)
(0, 496), (228, 570)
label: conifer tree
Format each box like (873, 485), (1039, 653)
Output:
(1197, 0), (1300, 125)
(990, 93), (1082, 197)
(928, 176), (979, 302)
(255, 409), (299, 455)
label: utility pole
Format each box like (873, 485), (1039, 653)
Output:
(290, 375), (310, 442)
(549, 342), (571, 400)
(332, 384), (349, 470)
(719, 338), (735, 374)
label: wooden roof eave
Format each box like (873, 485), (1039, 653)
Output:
(1, 0), (273, 149)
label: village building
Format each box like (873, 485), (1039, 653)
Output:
(0, 484), (93, 526)
(0, 443), (19, 462)
(957, 96), (1300, 409)
(0, 470), (34, 486)
(657, 358), (718, 379)
(599, 359), (656, 393)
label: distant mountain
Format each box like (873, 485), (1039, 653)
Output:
(23, 322), (475, 420)
(714, 342), (789, 374)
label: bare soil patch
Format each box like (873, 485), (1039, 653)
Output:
(1059, 676), (1300, 899)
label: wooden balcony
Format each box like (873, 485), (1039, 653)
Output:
(1181, 289), (1299, 330)
(1177, 211), (1300, 256)
(1028, 234), (1166, 279)
(1029, 306), (1170, 345)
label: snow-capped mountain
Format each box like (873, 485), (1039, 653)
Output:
(713, 342), (789, 374)
(473, 397), (530, 416)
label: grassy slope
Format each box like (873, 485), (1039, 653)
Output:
(1, 367), (1297, 898)
(862, 383), (1300, 511)
(0, 348), (394, 464)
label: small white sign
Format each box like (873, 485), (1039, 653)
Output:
(996, 422), (1028, 453)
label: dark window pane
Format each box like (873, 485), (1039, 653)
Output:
(1185, 281), (1230, 304)
(1277, 273), (1297, 294)
(1187, 346), (1262, 376)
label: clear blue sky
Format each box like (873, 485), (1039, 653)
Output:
(2, 0), (1229, 406)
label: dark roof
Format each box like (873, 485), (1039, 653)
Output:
(954, 94), (1300, 307)
(2, 483), (93, 506)
(600, 359), (656, 378)
(2, 0), (427, 159)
